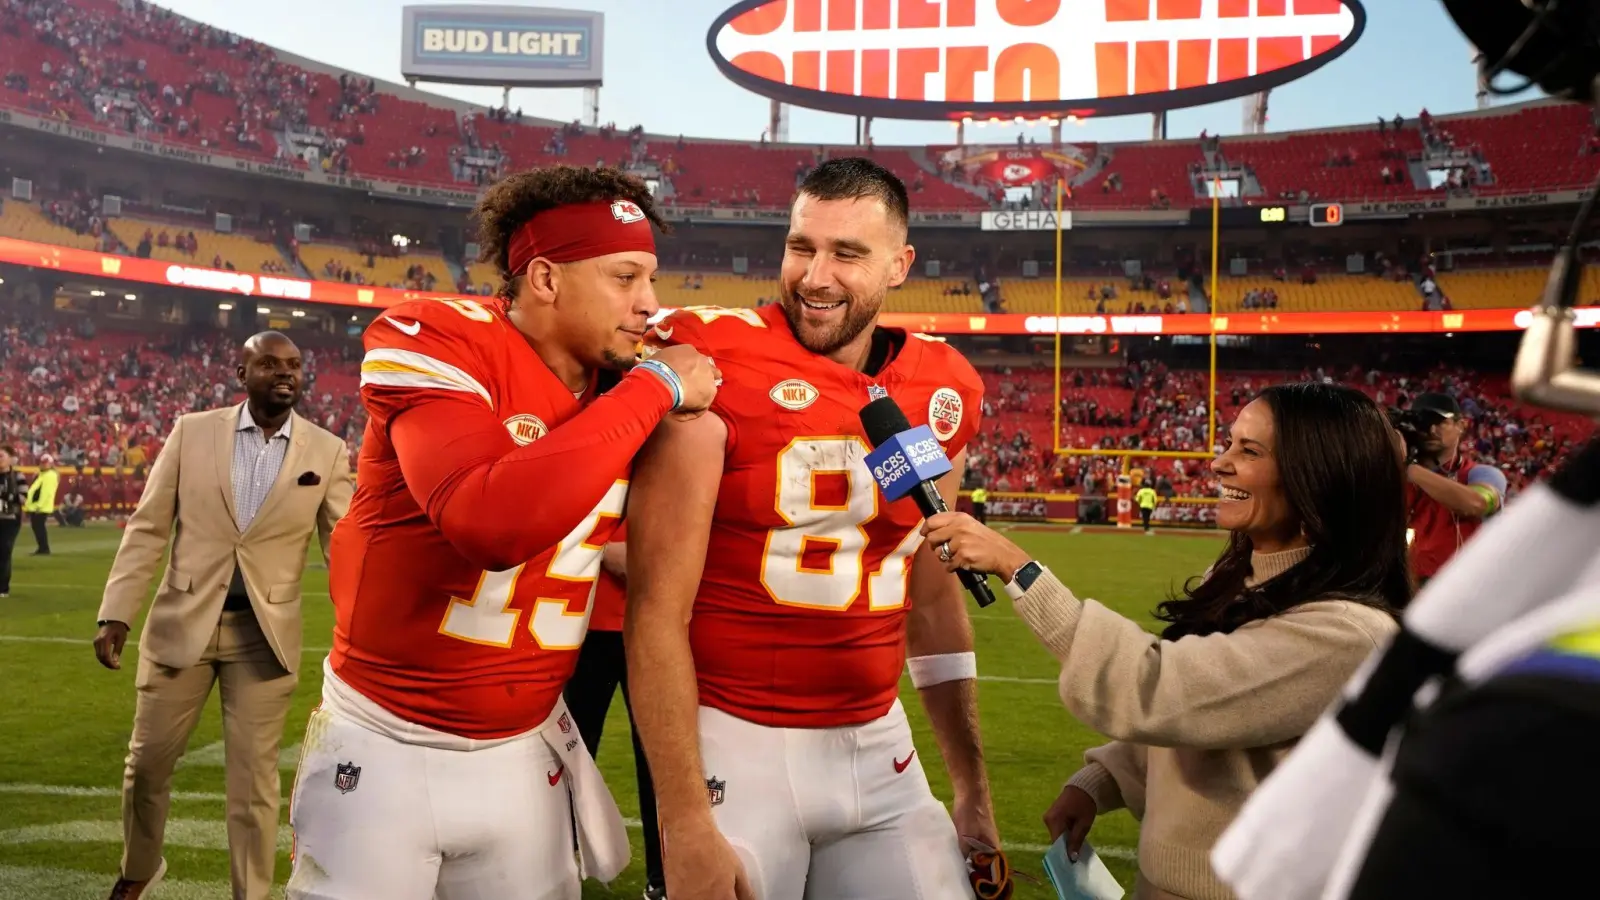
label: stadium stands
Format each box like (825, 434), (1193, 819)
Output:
(5, 0), (1599, 214)
(1437, 265), (1600, 310)
(293, 243), (453, 290)
(3, 291), (1583, 520)
(0, 199), (106, 252)
(105, 218), (290, 274)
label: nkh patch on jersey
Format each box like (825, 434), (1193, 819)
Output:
(769, 379), (819, 411)
(928, 387), (964, 442)
(504, 413), (548, 446)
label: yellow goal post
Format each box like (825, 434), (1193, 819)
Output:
(1049, 178), (1224, 476)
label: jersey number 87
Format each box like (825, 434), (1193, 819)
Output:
(760, 438), (924, 613)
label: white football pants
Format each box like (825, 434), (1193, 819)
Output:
(697, 699), (974, 900)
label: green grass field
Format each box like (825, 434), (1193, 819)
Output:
(0, 523), (1224, 899)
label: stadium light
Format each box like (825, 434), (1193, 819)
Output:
(258, 306), (272, 314)
(291, 310), (307, 318)
(90, 289), (105, 297)
(218, 302), (234, 311)
(124, 293), (137, 301)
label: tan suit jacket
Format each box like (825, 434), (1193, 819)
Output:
(98, 403), (353, 673)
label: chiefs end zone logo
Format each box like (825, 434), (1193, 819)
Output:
(928, 387), (963, 443)
(504, 413), (548, 446)
(611, 200), (646, 224)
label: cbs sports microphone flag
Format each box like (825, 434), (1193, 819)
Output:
(1211, 438), (1600, 900)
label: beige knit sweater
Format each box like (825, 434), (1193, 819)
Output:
(1013, 547), (1398, 900)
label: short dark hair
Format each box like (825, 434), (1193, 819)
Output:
(795, 157), (909, 232)
(473, 165), (669, 301)
(1154, 382), (1413, 639)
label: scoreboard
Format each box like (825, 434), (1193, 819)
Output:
(1191, 202), (1346, 228)
(1309, 202), (1345, 226)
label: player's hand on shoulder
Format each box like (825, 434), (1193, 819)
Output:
(649, 344), (722, 416)
(663, 823), (754, 900)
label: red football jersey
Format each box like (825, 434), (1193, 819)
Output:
(649, 304), (984, 727)
(330, 297), (628, 739)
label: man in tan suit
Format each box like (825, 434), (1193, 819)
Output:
(93, 331), (353, 900)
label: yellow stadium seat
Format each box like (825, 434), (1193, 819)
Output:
(297, 243), (452, 289)
(105, 218), (289, 274)
(1209, 275), (1421, 313)
(657, 272), (775, 309)
(0, 201), (102, 251)
(1436, 267), (1600, 310)
(466, 262), (498, 295)
(999, 279), (1173, 314)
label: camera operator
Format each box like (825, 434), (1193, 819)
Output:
(1396, 393), (1507, 585)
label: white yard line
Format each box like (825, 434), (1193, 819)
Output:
(0, 782), (1137, 865)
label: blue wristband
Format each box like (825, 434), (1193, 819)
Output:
(634, 358), (683, 410)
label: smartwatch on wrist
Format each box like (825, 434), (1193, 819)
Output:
(1004, 560), (1044, 600)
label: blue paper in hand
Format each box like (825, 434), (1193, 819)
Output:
(1041, 835), (1125, 900)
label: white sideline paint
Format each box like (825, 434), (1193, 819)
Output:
(0, 636), (1057, 684)
(178, 741), (302, 771)
(0, 864), (287, 900)
(0, 819), (293, 853)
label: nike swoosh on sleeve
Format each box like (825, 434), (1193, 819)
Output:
(387, 318), (422, 336)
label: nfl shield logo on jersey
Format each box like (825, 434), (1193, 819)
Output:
(706, 776), (726, 807)
(867, 384), (889, 402)
(334, 761), (361, 795)
(558, 712), (572, 734)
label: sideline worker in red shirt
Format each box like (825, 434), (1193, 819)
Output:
(1402, 393), (1507, 585)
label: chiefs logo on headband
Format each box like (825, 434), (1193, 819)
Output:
(611, 200), (646, 224)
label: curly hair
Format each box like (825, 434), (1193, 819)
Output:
(473, 165), (669, 302)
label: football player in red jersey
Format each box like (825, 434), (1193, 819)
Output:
(626, 159), (1000, 900)
(286, 166), (719, 900)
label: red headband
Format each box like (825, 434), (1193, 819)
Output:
(506, 200), (657, 275)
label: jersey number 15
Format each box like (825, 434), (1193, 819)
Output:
(437, 481), (628, 650)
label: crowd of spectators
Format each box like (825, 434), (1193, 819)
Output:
(962, 357), (1591, 509)
(0, 290), (1587, 525)
(0, 303), (365, 517)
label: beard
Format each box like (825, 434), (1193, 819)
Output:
(780, 282), (886, 356)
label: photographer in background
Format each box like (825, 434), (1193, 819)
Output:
(1393, 393), (1507, 586)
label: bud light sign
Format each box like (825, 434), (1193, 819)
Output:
(865, 425), (952, 502)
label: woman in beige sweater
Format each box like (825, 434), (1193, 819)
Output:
(922, 382), (1412, 900)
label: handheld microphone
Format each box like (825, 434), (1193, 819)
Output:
(859, 396), (997, 608)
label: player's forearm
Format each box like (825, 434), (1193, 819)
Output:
(625, 621), (715, 826)
(391, 374), (674, 570)
(1407, 464), (1488, 518)
(622, 412), (727, 828)
(918, 678), (993, 809)
(905, 555), (991, 808)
